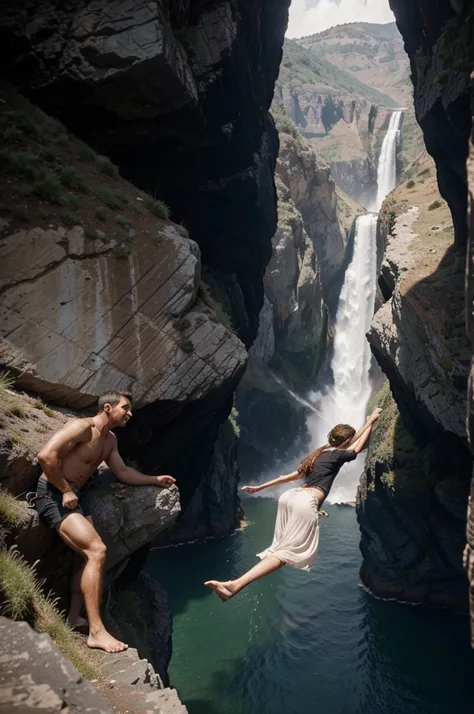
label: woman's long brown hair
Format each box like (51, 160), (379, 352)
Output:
(298, 424), (356, 479)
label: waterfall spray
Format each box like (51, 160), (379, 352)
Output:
(306, 110), (403, 503)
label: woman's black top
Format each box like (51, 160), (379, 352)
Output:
(303, 448), (358, 495)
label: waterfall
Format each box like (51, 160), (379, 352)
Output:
(374, 110), (403, 211)
(306, 110), (403, 504)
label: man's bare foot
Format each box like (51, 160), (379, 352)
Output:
(67, 614), (89, 633)
(87, 629), (128, 653)
(204, 580), (235, 601)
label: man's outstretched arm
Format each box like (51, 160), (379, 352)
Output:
(105, 434), (175, 488)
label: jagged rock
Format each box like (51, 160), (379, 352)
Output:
(0, 222), (245, 411)
(379, 1), (474, 636)
(358, 383), (469, 611)
(249, 297), (275, 365)
(360, 148), (473, 612)
(100, 646), (163, 691)
(14, 480), (180, 604)
(466, 86), (474, 645)
(0, 0), (291, 545)
(237, 124), (354, 475)
(0, 616), (112, 713)
(0, 615), (189, 713)
(155, 417), (240, 544)
(275, 132), (350, 290)
(0, 0), (291, 348)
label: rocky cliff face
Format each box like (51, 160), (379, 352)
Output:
(356, 0), (474, 636)
(0, 0), (290, 347)
(382, 0), (474, 644)
(237, 117), (358, 476)
(358, 153), (472, 611)
(0, 1), (290, 543)
(274, 58), (390, 205)
(0, 0), (291, 697)
(0, 616), (188, 713)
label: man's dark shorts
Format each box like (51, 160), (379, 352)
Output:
(35, 477), (91, 529)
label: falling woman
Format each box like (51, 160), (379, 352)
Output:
(204, 408), (382, 600)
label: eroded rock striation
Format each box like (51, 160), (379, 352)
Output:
(0, 0), (290, 346)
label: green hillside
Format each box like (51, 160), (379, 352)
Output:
(278, 39), (399, 108)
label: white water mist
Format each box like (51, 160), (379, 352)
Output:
(306, 110), (403, 504)
(374, 111), (403, 211)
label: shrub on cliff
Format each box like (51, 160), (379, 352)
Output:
(0, 548), (96, 678)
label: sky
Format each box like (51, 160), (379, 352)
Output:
(286, 0), (395, 38)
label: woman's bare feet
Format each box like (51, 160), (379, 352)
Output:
(87, 628), (128, 653)
(204, 580), (235, 601)
(67, 614), (89, 633)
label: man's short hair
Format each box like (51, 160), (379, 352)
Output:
(98, 390), (132, 412)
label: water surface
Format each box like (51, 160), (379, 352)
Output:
(147, 497), (474, 714)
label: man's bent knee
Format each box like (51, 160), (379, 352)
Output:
(86, 539), (106, 563)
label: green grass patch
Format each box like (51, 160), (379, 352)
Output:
(0, 372), (16, 391)
(10, 405), (26, 419)
(33, 171), (63, 204)
(95, 208), (107, 222)
(96, 155), (119, 178)
(229, 406), (240, 438)
(0, 149), (40, 180)
(144, 195), (171, 219)
(435, 71), (447, 84)
(60, 211), (77, 228)
(85, 227), (99, 239)
(76, 143), (96, 164)
(65, 192), (80, 208)
(406, 180), (415, 189)
(116, 215), (131, 230)
(151, 234), (165, 245)
(59, 166), (87, 193)
(0, 549), (95, 679)
(100, 188), (125, 210)
(114, 242), (131, 259)
(33, 399), (54, 418)
(0, 491), (28, 528)
(428, 200), (442, 211)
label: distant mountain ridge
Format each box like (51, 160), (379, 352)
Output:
(278, 38), (399, 111)
(273, 22), (424, 205)
(297, 22), (411, 106)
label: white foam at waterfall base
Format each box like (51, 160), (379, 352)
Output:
(304, 110), (403, 504)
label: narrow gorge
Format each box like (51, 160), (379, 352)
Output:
(1, 2), (474, 714)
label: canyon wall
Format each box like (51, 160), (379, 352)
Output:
(0, 0), (290, 543)
(358, 0), (474, 640)
(237, 114), (358, 476)
(0, 0), (291, 697)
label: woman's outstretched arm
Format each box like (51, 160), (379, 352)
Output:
(350, 409), (382, 453)
(348, 409), (381, 446)
(242, 471), (302, 494)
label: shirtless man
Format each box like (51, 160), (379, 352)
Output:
(35, 389), (175, 654)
